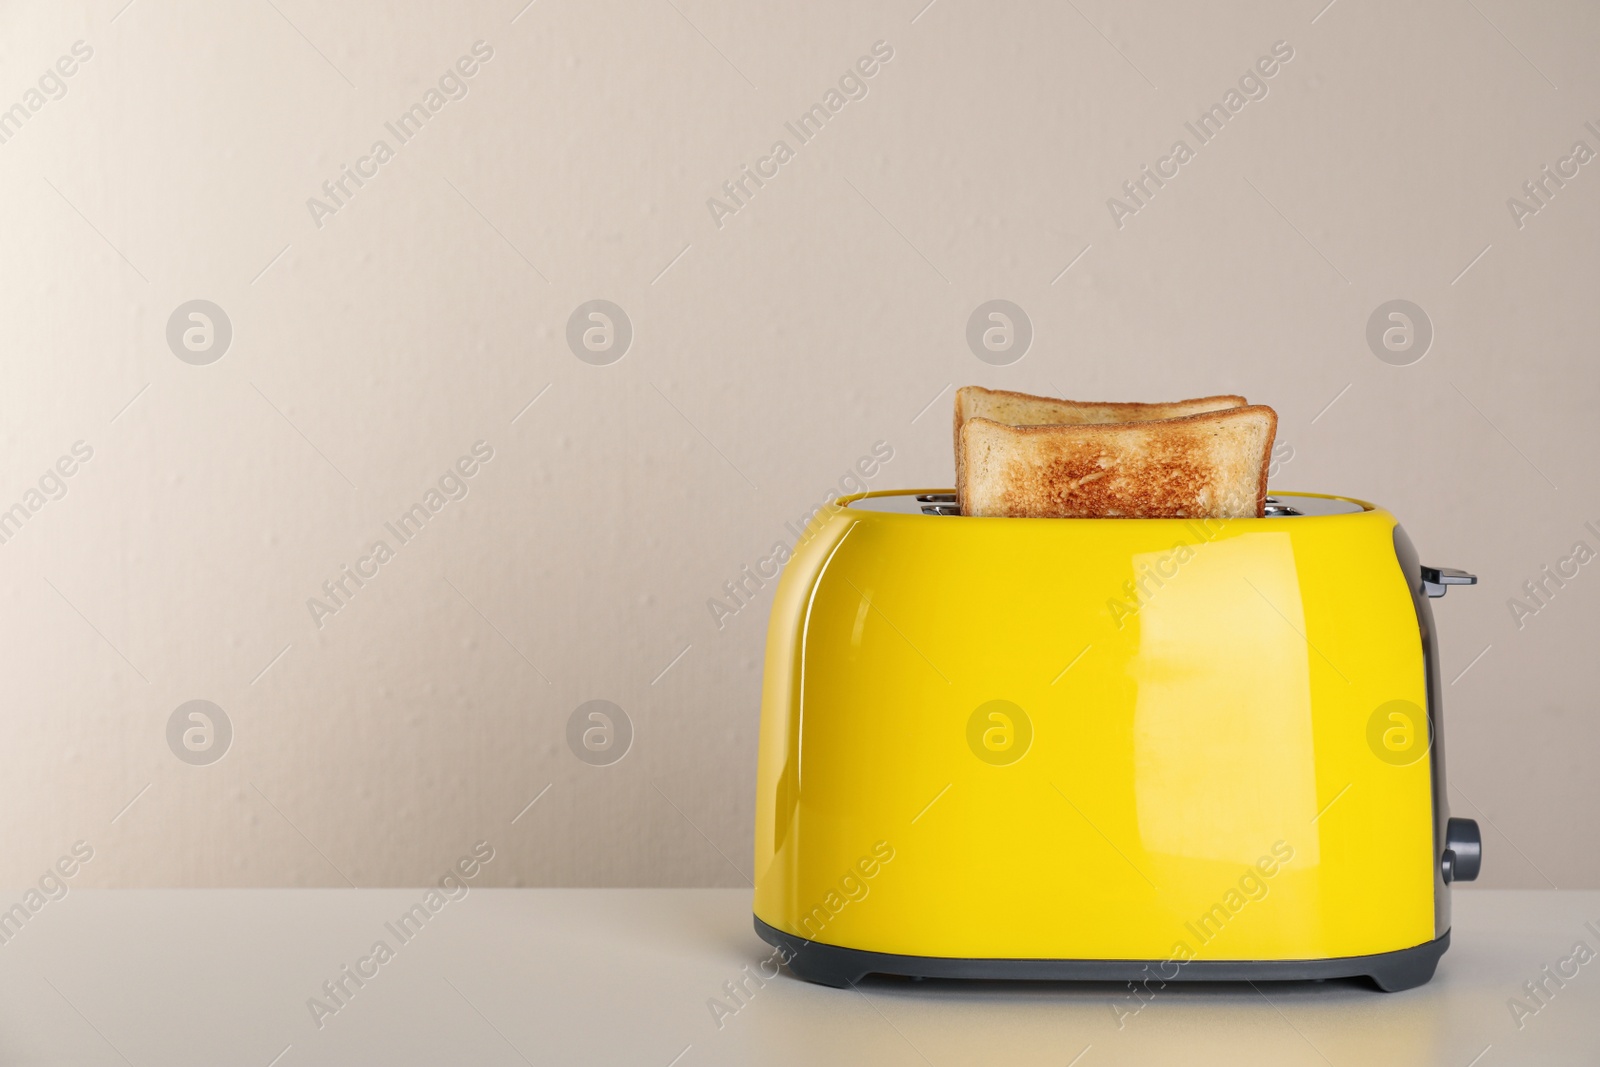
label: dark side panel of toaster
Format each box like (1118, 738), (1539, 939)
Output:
(1392, 524), (1452, 942)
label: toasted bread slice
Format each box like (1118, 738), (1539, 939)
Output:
(953, 387), (1248, 504)
(953, 386), (1246, 448)
(959, 405), (1278, 519)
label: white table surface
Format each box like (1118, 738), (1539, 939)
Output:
(0, 888), (1593, 1065)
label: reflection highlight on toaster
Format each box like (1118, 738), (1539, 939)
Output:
(1110, 841), (1297, 1029)
(1106, 517), (1231, 629)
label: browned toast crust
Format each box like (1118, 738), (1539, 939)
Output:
(952, 387), (1250, 507)
(959, 405), (1278, 519)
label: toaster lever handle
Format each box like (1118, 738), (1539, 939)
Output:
(1421, 566), (1477, 598)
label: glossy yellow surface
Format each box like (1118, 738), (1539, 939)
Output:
(753, 490), (1440, 962)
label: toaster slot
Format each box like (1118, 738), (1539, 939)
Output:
(846, 491), (1365, 517)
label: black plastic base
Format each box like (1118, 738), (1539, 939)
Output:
(755, 916), (1449, 993)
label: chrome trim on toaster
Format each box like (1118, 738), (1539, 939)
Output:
(849, 491), (1367, 517)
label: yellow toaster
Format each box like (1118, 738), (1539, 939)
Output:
(752, 489), (1480, 992)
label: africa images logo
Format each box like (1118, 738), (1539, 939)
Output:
(705, 41), (895, 230)
(305, 42), (495, 229)
(305, 441), (495, 629)
(1105, 40), (1295, 229)
(0, 40), (93, 148)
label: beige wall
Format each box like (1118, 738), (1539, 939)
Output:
(1, 0), (1596, 891)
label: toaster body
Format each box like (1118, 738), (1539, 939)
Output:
(752, 490), (1479, 992)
